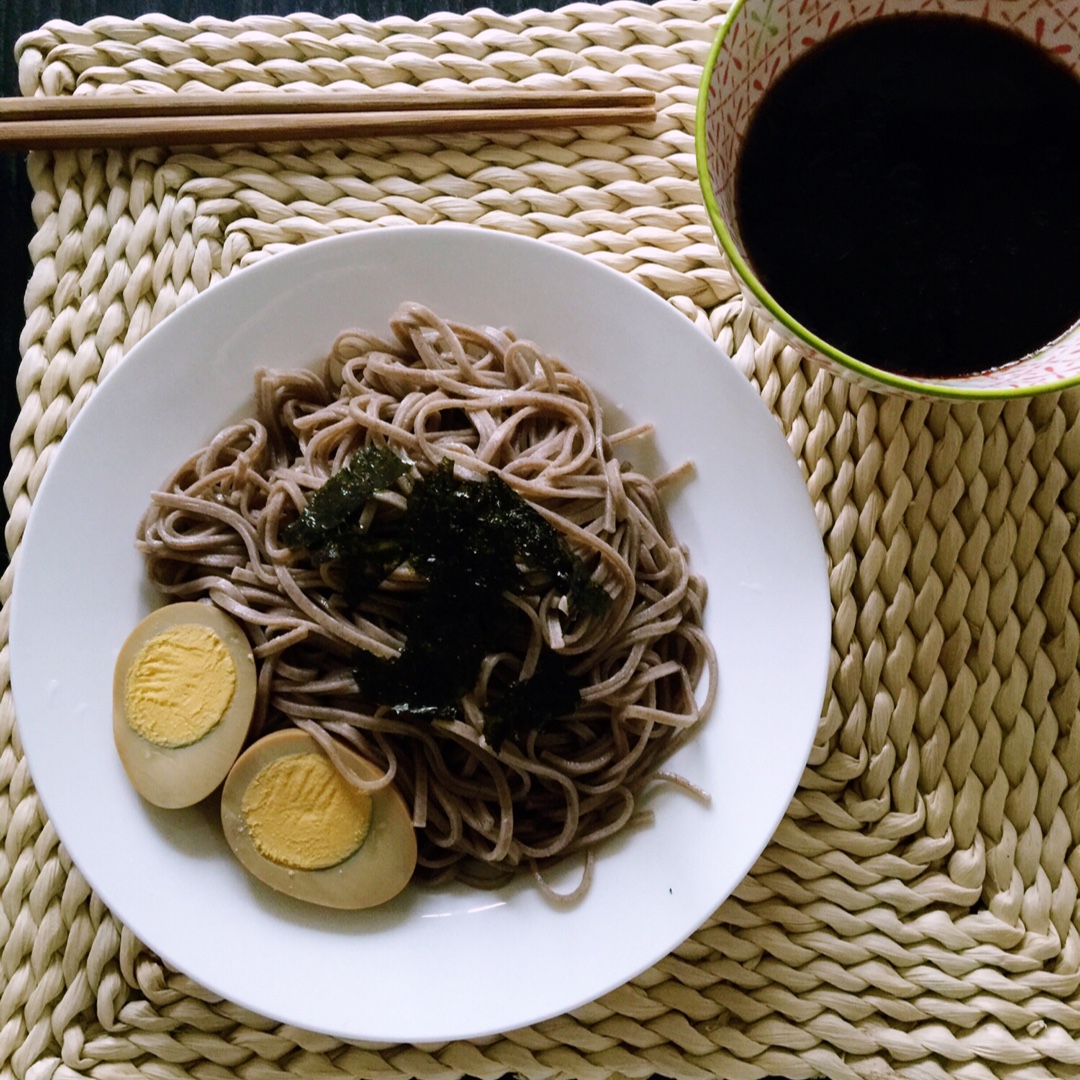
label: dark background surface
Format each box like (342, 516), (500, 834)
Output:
(0, 0), (572, 567)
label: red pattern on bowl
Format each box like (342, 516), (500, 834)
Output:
(697, 0), (1080, 398)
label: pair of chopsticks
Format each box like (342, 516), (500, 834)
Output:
(0, 88), (656, 151)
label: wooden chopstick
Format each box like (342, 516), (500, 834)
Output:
(3, 88), (655, 120)
(0, 88), (656, 150)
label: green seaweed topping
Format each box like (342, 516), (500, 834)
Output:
(282, 446), (410, 552)
(282, 447), (411, 601)
(283, 452), (608, 746)
(481, 651), (585, 751)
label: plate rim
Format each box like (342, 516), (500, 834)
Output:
(9, 223), (831, 1042)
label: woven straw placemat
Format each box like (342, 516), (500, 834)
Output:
(5, 2), (1080, 1077)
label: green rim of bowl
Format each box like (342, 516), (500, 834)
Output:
(694, 5), (1080, 401)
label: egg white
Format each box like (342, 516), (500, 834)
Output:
(221, 729), (418, 910)
(113, 601), (257, 809)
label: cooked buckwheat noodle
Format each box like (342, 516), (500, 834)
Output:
(138, 303), (716, 898)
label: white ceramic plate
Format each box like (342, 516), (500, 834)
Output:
(9, 225), (830, 1043)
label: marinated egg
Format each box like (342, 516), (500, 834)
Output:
(113, 601), (257, 809)
(220, 730), (417, 909)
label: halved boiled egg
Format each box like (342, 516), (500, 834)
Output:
(220, 729), (417, 909)
(113, 601), (257, 809)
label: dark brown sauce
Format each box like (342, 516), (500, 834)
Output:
(734, 14), (1080, 378)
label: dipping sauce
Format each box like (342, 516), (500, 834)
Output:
(734, 14), (1080, 378)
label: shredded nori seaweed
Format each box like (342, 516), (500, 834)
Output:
(284, 448), (609, 748)
(281, 447), (411, 603)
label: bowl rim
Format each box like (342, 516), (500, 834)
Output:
(694, 1), (1080, 400)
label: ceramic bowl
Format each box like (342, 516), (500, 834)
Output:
(696, 0), (1080, 399)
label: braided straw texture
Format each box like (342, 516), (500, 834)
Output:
(5, 2), (1080, 1077)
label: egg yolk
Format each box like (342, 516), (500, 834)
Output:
(240, 752), (373, 870)
(124, 624), (238, 748)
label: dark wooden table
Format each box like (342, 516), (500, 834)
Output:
(0, 0), (567, 568)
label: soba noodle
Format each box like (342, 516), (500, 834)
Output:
(137, 303), (716, 896)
